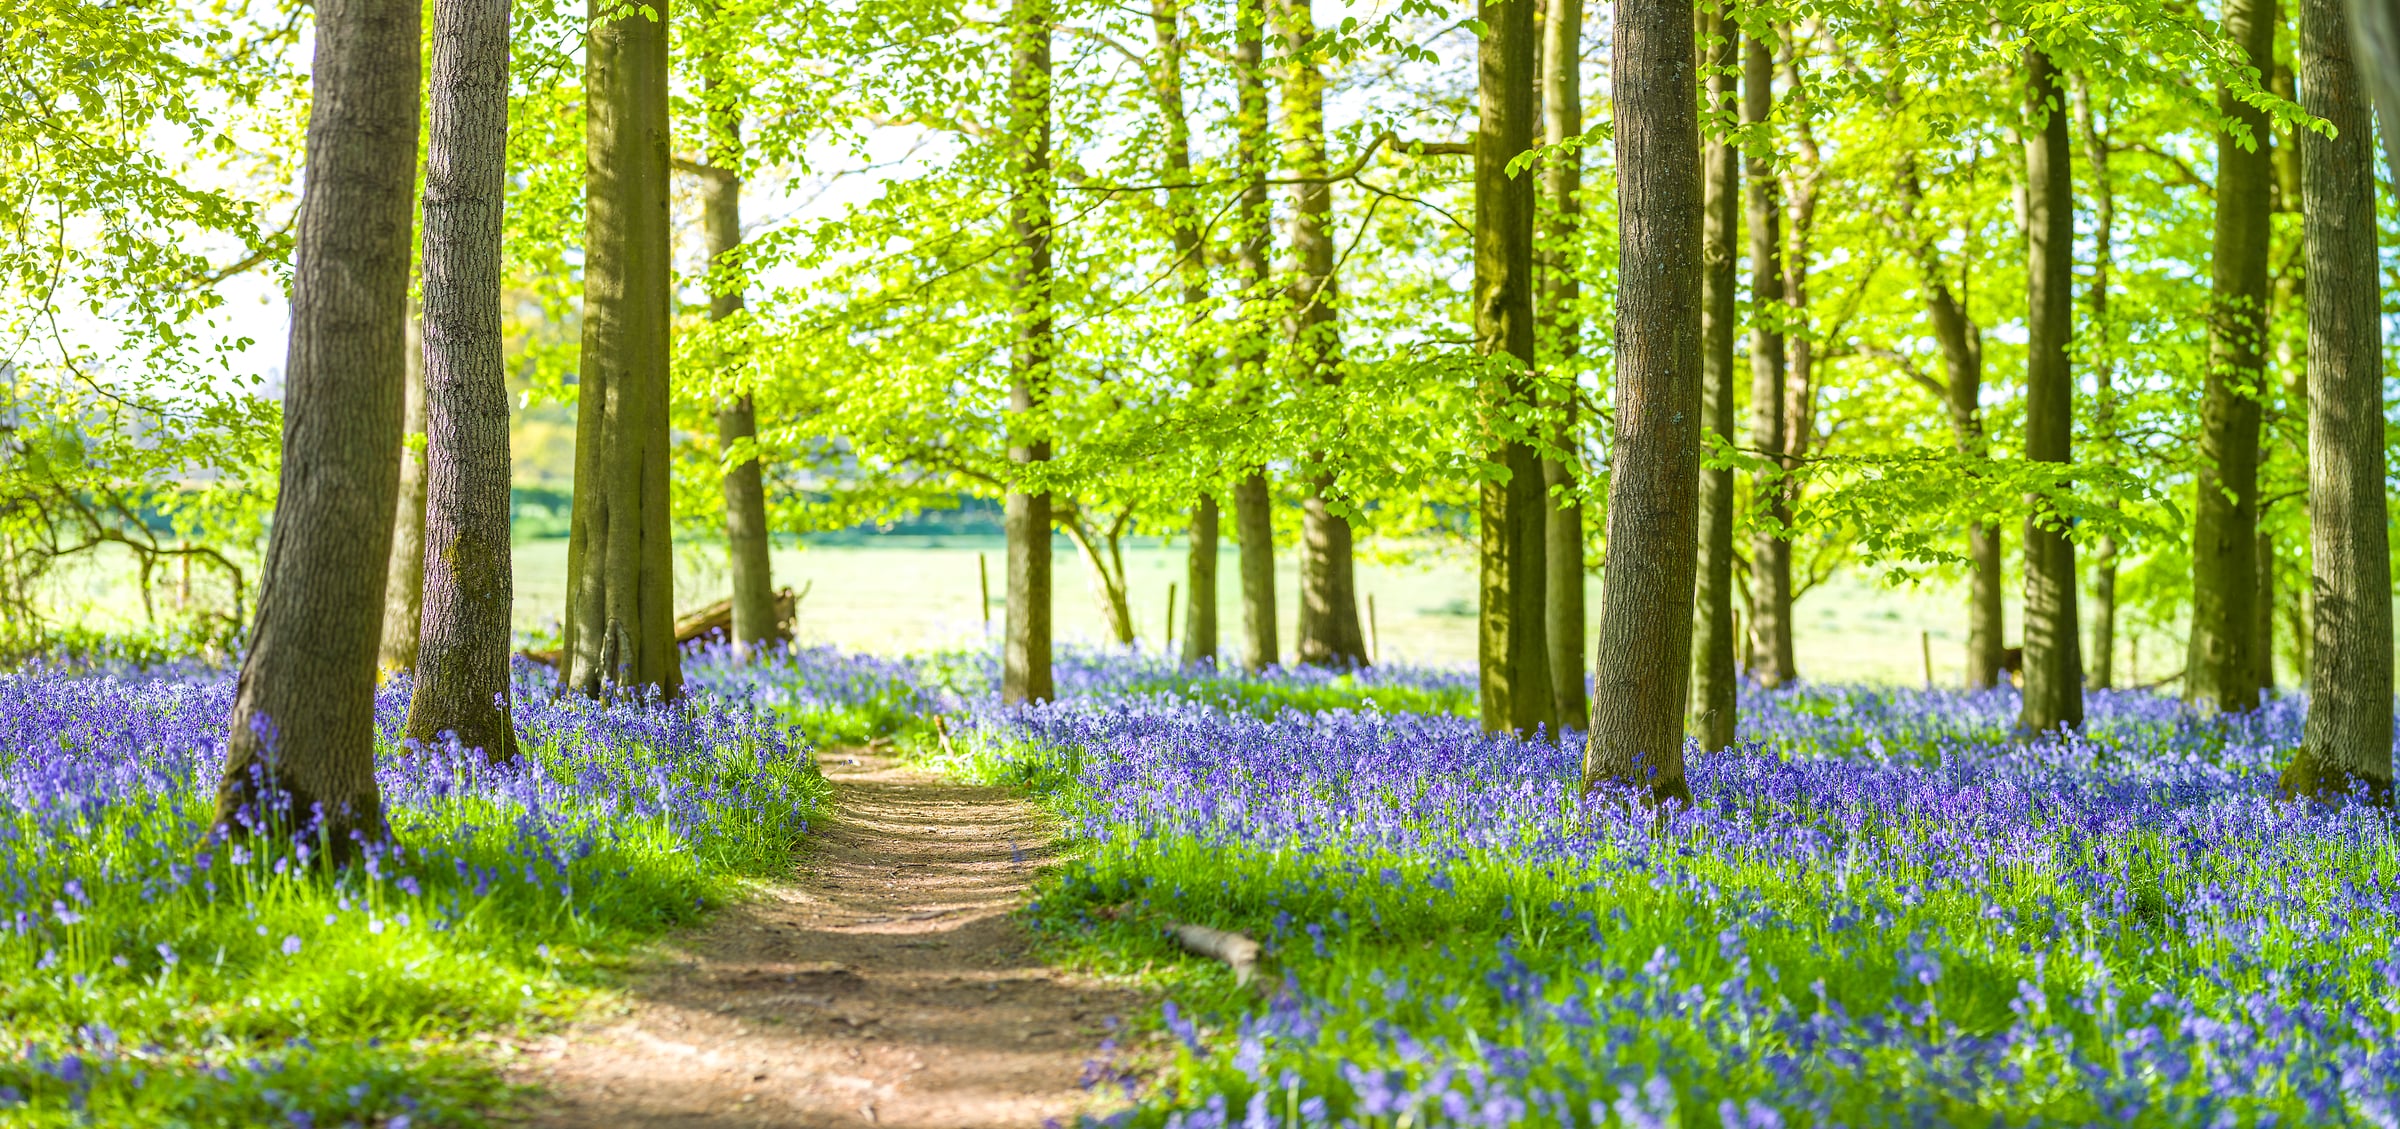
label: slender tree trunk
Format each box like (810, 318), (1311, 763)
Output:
(1279, 0), (1368, 667)
(2291, 0), (2393, 797)
(1153, 0), (1219, 667)
(1540, 0), (1589, 731)
(2187, 0), (2276, 713)
(1231, 0), (1278, 669)
(2341, 0), (2400, 185)
(1742, 33), (1795, 687)
(217, 0), (420, 851)
(2071, 75), (2118, 690)
(406, 0), (518, 762)
(1476, 0), (1554, 733)
(1691, 10), (1738, 750)
(1063, 514), (1136, 645)
(2254, 528), (2277, 690)
(562, 0), (678, 698)
(1183, 497), (1220, 664)
(378, 313), (428, 676)
(698, 26), (776, 659)
(1582, 0), (1701, 803)
(1778, 25), (1821, 550)
(1003, 0), (1055, 703)
(2020, 46), (2084, 733)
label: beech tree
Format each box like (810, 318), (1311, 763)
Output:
(1541, 0), (1589, 732)
(1691, 10), (1739, 751)
(217, 0), (420, 849)
(1003, 0), (1056, 704)
(2018, 44), (2083, 734)
(1230, 0), (1279, 671)
(1743, 26), (1796, 688)
(378, 316), (429, 677)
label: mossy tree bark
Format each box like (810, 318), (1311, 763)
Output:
(1540, 0), (1589, 732)
(217, 0), (420, 852)
(2286, 0), (2392, 800)
(563, 0), (679, 699)
(2187, 0), (2277, 714)
(1475, 0), (1554, 734)
(1230, 0), (1278, 670)
(377, 313), (428, 678)
(2019, 46), (2084, 734)
(406, 0), (519, 762)
(1003, 0), (1056, 703)
(1691, 9), (1738, 751)
(1583, 0), (1701, 804)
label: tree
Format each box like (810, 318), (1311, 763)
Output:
(1279, 0), (1369, 668)
(1691, 8), (1739, 751)
(378, 314), (428, 677)
(1743, 27), (1796, 688)
(1230, 0), (1279, 670)
(1153, 0), (1220, 668)
(2019, 44), (2083, 734)
(1542, 0), (1590, 732)
(2187, 0), (2276, 713)
(1003, 0), (1056, 703)
(405, 0), (519, 762)
(2071, 74), (2120, 690)
(216, 0), (420, 851)
(2284, 0), (2392, 800)
(698, 2), (778, 660)
(562, 0), (679, 699)
(1584, 0), (1701, 803)
(1476, 0), (1554, 733)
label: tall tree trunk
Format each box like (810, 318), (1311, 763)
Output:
(698, 25), (776, 660)
(1476, 0), (1553, 733)
(407, 0), (518, 762)
(563, 0), (678, 698)
(378, 313), (428, 676)
(2341, 0), (2400, 185)
(2187, 0), (2276, 713)
(1003, 0), (1055, 703)
(2020, 46), (2084, 733)
(1231, 0), (1278, 669)
(2072, 75), (2118, 690)
(1279, 0), (1368, 667)
(217, 0), (419, 851)
(1582, 0), (1701, 803)
(2254, 528), (2277, 690)
(1778, 24), (1821, 544)
(1690, 10), (1738, 750)
(1153, 0), (1219, 666)
(1742, 33), (1795, 687)
(1540, 0), (1589, 732)
(2290, 0), (2392, 798)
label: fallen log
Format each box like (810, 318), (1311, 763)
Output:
(1166, 922), (1263, 987)
(518, 582), (809, 669)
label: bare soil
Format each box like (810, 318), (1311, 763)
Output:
(513, 748), (1144, 1128)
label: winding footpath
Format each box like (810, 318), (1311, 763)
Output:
(516, 749), (1143, 1128)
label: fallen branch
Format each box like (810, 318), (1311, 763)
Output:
(1167, 922), (1263, 987)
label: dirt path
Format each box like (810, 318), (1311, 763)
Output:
(517, 749), (1144, 1128)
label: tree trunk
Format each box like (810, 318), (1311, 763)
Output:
(405, 0), (518, 762)
(2072, 75), (2118, 691)
(1063, 514), (1137, 646)
(2340, 0), (2400, 186)
(1476, 0), (1553, 734)
(2187, 0), (2276, 714)
(562, 0), (679, 699)
(2020, 46), (2084, 734)
(2291, 0), (2393, 798)
(698, 28), (776, 660)
(1742, 33), (1795, 687)
(1153, 0), (1219, 667)
(1003, 0), (1055, 703)
(1540, 0), (1589, 732)
(1582, 0), (1701, 804)
(1231, 0), (1278, 670)
(1690, 11), (1738, 751)
(2254, 529), (2277, 691)
(1279, 0), (1369, 667)
(217, 0), (419, 852)
(1183, 496), (1220, 664)
(378, 313), (428, 677)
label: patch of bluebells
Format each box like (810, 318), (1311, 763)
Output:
(960, 673), (2400, 1126)
(924, 642), (1479, 720)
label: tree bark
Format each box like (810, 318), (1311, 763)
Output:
(2254, 528), (2277, 690)
(1541, 0), (1588, 732)
(1691, 9), (1738, 751)
(217, 0), (419, 852)
(1476, 0), (1554, 733)
(1231, 0), (1278, 670)
(378, 312), (428, 677)
(406, 0), (519, 762)
(2289, 0), (2391, 798)
(698, 26), (776, 660)
(2072, 75), (2118, 691)
(2020, 46), (2083, 734)
(1153, 0), (1219, 667)
(2187, 0), (2276, 714)
(2340, 0), (2400, 186)
(1583, 0), (1701, 803)
(1742, 32), (1795, 687)
(1182, 496), (1220, 664)
(562, 0), (679, 699)
(1003, 0), (1055, 703)
(1279, 0), (1368, 667)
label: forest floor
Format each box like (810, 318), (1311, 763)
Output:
(511, 748), (1143, 1128)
